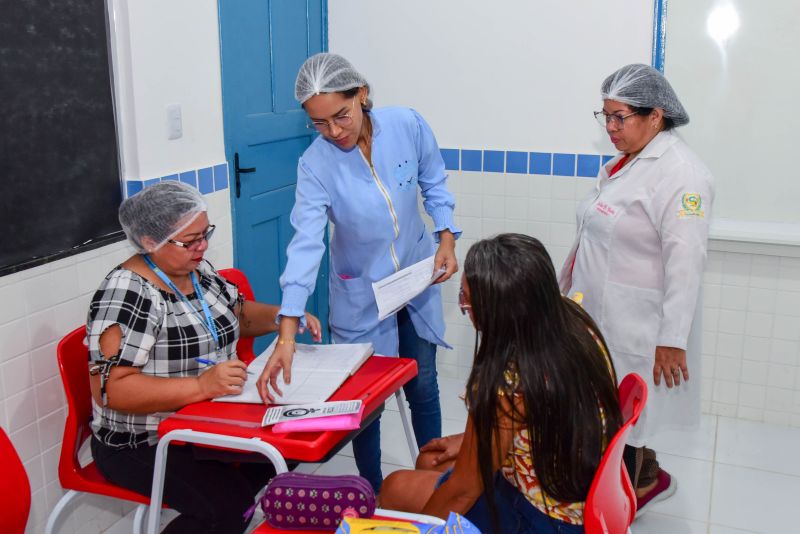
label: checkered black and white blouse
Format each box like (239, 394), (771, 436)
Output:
(87, 261), (240, 448)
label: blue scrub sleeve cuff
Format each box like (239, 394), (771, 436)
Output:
(430, 206), (462, 242)
(277, 284), (310, 328)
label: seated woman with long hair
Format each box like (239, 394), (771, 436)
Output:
(380, 233), (623, 533)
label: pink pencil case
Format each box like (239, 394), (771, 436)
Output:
(271, 404), (364, 433)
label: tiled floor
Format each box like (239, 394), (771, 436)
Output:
(295, 376), (799, 534)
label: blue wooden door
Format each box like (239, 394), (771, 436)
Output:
(218, 0), (329, 353)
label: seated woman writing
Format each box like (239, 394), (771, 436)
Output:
(380, 233), (622, 533)
(87, 181), (321, 534)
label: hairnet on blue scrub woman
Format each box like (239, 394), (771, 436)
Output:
(295, 52), (369, 104)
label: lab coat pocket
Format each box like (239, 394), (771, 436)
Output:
(602, 282), (662, 358)
(328, 274), (377, 335)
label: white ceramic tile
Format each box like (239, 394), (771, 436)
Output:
(48, 264), (81, 305)
(6, 388), (38, 431)
(720, 258), (751, 287)
(773, 290), (800, 317)
(27, 307), (59, 350)
(504, 196), (528, 220)
(10, 422), (41, 463)
(777, 264), (800, 292)
(549, 222), (576, 247)
(0, 318), (31, 363)
(737, 384), (765, 409)
(378, 409), (415, 467)
(743, 312), (773, 338)
(768, 339), (798, 366)
(481, 196), (504, 218)
(38, 408), (66, 451)
(527, 221), (550, 243)
(481, 218), (504, 238)
(716, 416), (800, 476)
(645, 453), (713, 522)
(703, 283), (722, 308)
(720, 286), (748, 310)
(741, 336), (770, 362)
(717, 311), (746, 336)
(708, 525), (759, 534)
(551, 176), (576, 200)
(764, 388), (792, 412)
(631, 512), (707, 534)
(2, 353), (34, 397)
(529, 175), (552, 198)
(27, 488), (48, 534)
(710, 463), (800, 533)
(772, 315), (800, 341)
(549, 199), (575, 224)
(528, 198), (551, 222)
(457, 193), (482, 216)
(739, 360), (767, 386)
(766, 363), (795, 390)
(504, 175), (529, 198)
(711, 402), (737, 418)
(762, 410), (791, 426)
(703, 308), (720, 333)
(504, 219), (528, 234)
(0, 282), (29, 324)
(41, 443), (60, 485)
(735, 406), (763, 421)
(24, 456), (45, 493)
(650, 414), (717, 462)
(714, 357), (741, 382)
(715, 333), (743, 359)
(30, 341), (59, 384)
(746, 287), (776, 314)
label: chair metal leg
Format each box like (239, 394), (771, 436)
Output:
(132, 504), (148, 534)
(44, 489), (79, 534)
(395, 389), (419, 465)
(146, 430), (289, 534)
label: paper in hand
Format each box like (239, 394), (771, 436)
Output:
(372, 255), (445, 321)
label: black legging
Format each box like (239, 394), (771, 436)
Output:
(91, 437), (275, 534)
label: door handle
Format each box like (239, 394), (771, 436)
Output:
(234, 152), (256, 198)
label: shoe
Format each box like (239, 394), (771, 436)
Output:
(635, 468), (677, 517)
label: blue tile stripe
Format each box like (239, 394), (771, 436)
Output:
(441, 149), (615, 178)
(124, 163), (229, 197)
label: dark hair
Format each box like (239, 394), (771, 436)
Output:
(463, 234), (623, 530)
(341, 86), (373, 111)
(630, 105), (675, 131)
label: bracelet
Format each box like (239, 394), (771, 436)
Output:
(277, 338), (295, 346)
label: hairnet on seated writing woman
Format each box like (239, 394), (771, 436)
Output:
(601, 64), (690, 127)
(118, 181), (207, 253)
(294, 52), (369, 104)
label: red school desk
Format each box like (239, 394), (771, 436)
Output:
(146, 357), (419, 533)
(156, 355), (418, 461)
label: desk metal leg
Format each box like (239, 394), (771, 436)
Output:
(394, 389), (419, 465)
(146, 430), (289, 534)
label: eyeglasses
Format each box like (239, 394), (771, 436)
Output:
(306, 97), (356, 132)
(594, 110), (638, 129)
(458, 287), (472, 315)
(168, 225), (216, 251)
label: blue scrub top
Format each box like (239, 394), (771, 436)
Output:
(278, 107), (461, 355)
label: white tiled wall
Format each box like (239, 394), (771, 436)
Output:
(436, 170), (800, 429)
(0, 190), (233, 534)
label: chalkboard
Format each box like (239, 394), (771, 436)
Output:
(0, 0), (123, 276)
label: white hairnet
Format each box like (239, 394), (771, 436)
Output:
(601, 64), (689, 127)
(119, 181), (207, 253)
(295, 52), (369, 104)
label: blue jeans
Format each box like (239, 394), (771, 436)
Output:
(438, 469), (584, 533)
(353, 307), (442, 493)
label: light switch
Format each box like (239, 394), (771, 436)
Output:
(166, 104), (182, 140)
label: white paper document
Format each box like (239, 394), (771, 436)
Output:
(372, 255), (445, 321)
(213, 339), (374, 405)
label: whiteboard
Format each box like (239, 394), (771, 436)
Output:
(664, 0), (800, 227)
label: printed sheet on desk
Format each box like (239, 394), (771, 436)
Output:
(213, 339), (374, 405)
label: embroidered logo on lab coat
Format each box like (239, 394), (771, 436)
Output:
(394, 160), (417, 190)
(678, 193), (704, 218)
(595, 201), (617, 217)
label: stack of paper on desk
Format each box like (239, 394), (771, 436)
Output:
(213, 339), (374, 405)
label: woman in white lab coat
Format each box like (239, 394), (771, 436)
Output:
(559, 64), (714, 516)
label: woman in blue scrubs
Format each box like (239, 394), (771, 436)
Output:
(256, 53), (461, 492)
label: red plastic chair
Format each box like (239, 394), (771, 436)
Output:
(219, 267), (257, 364)
(46, 327), (158, 534)
(584, 373), (648, 534)
(0, 427), (31, 533)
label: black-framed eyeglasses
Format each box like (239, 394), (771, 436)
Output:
(169, 225), (216, 251)
(306, 97), (356, 132)
(458, 287), (472, 315)
(594, 110), (638, 129)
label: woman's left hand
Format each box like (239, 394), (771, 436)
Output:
(653, 346), (688, 388)
(433, 230), (458, 284)
(300, 312), (323, 342)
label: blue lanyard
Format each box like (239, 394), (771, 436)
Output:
(142, 255), (220, 353)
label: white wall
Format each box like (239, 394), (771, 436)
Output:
(330, 0), (800, 430)
(330, 0), (652, 152)
(0, 1), (232, 532)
